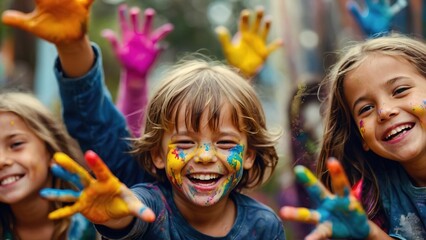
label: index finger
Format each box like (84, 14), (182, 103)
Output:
(327, 157), (351, 197)
(294, 165), (331, 203)
(53, 152), (93, 186)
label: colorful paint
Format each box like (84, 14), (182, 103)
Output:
(359, 120), (365, 138)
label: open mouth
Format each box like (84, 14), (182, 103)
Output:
(383, 123), (414, 141)
(187, 173), (222, 186)
(0, 174), (24, 186)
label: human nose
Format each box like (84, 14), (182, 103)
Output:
(0, 151), (13, 169)
(194, 144), (217, 164)
(377, 105), (398, 122)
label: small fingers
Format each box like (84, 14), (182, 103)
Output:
(84, 150), (115, 182)
(294, 165), (331, 202)
(260, 17), (271, 41)
(47, 203), (81, 220)
(215, 26), (232, 51)
(305, 222), (333, 240)
(120, 185), (156, 222)
(252, 6), (264, 33)
(118, 4), (130, 35)
(279, 206), (320, 224)
(239, 9), (250, 33)
(327, 157), (351, 197)
(2, 10), (30, 31)
(142, 8), (155, 36)
(151, 23), (174, 43)
(266, 38), (283, 54)
(40, 188), (80, 202)
(51, 164), (84, 190)
(101, 29), (120, 53)
(53, 152), (93, 186)
(389, 0), (407, 15)
(130, 7), (141, 33)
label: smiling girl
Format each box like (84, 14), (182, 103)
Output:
(0, 92), (96, 239)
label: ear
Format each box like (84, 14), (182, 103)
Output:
(151, 148), (166, 169)
(243, 148), (256, 169)
(362, 141), (370, 151)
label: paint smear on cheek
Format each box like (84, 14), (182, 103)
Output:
(359, 120), (365, 138)
(166, 146), (189, 187)
(412, 100), (426, 115)
(221, 145), (244, 191)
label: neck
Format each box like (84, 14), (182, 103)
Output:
(10, 193), (55, 239)
(401, 158), (426, 187)
(173, 191), (236, 237)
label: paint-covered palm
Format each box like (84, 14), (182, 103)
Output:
(1, 0), (93, 43)
(215, 6), (282, 78)
(102, 4), (174, 77)
(40, 151), (155, 224)
(280, 158), (370, 239)
(347, 0), (407, 37)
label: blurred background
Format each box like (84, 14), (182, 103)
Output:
(0, 0), (424, 238)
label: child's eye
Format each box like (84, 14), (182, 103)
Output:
(175, 141), (195, 149)
(393, 87), (410, 96)
(216, 140), (238, 150)
(358, 105), (374, 116)
(10, 141), (24, 150)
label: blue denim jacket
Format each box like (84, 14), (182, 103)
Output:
(54, 43), (152, 187)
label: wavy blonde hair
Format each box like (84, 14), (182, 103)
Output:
(0, 91), (84, 239)
(132, 57), (281, 190)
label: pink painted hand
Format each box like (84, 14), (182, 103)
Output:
(102, 4), (173, 77)
(102, 4), (174, 136)
(215, 6), (282, 78)
(40, 151), (155, 224)
(1, 0), (93, 44)
(279, 158), (370, 239)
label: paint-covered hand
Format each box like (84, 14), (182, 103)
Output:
(102, 4), (174, 77)
(40, 151), (155, 224)
(279, 158), (370, 239)
(215, 6), (282, 78)
(347, 0), (407, 37)
(1, 0), (93, 44)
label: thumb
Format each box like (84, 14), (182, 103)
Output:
(215, 26), (232, 50)
(2, 10), (31, 31)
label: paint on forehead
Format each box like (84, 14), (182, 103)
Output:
(10, 120), (14, 126)
(359, 120), (365, 138)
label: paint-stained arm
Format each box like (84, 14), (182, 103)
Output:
(347, 0), (407, 37)
(40, 151), (155, 229)
(215, 6), (282, 79)
(102, 4), (173, 137)
(279, 158), (392, 239)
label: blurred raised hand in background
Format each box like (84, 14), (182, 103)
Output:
(102, 4), (174, 137)
(347, 0), (408, 37)
(215, 6), (282, 79)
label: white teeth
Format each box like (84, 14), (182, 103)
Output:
(386, 124), (412, 140)
(1, 175), (21, 185)
(189, 173), (220, 180)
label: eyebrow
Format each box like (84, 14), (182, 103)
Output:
(351, 77), (405, 113)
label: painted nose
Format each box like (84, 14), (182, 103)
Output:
(195, 144), (217, 163)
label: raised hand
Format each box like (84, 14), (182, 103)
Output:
(280, 158), (370, 239)
(40, 151), (155, 224)
(347, 0), (407, 37)
(215, 6), (282, 78)
(1, 0), (94, 44)
(102, 4), (174, 136)
(102, 4), (173, 77)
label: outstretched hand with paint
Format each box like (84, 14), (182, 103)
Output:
(347, 0), (407, 37)
(280, 158), (371, 239)
(1, 0), (93, 43)
(215, 6), (282, 79)
(102, 4), (174, 137)
(40, 151), (155, 225)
